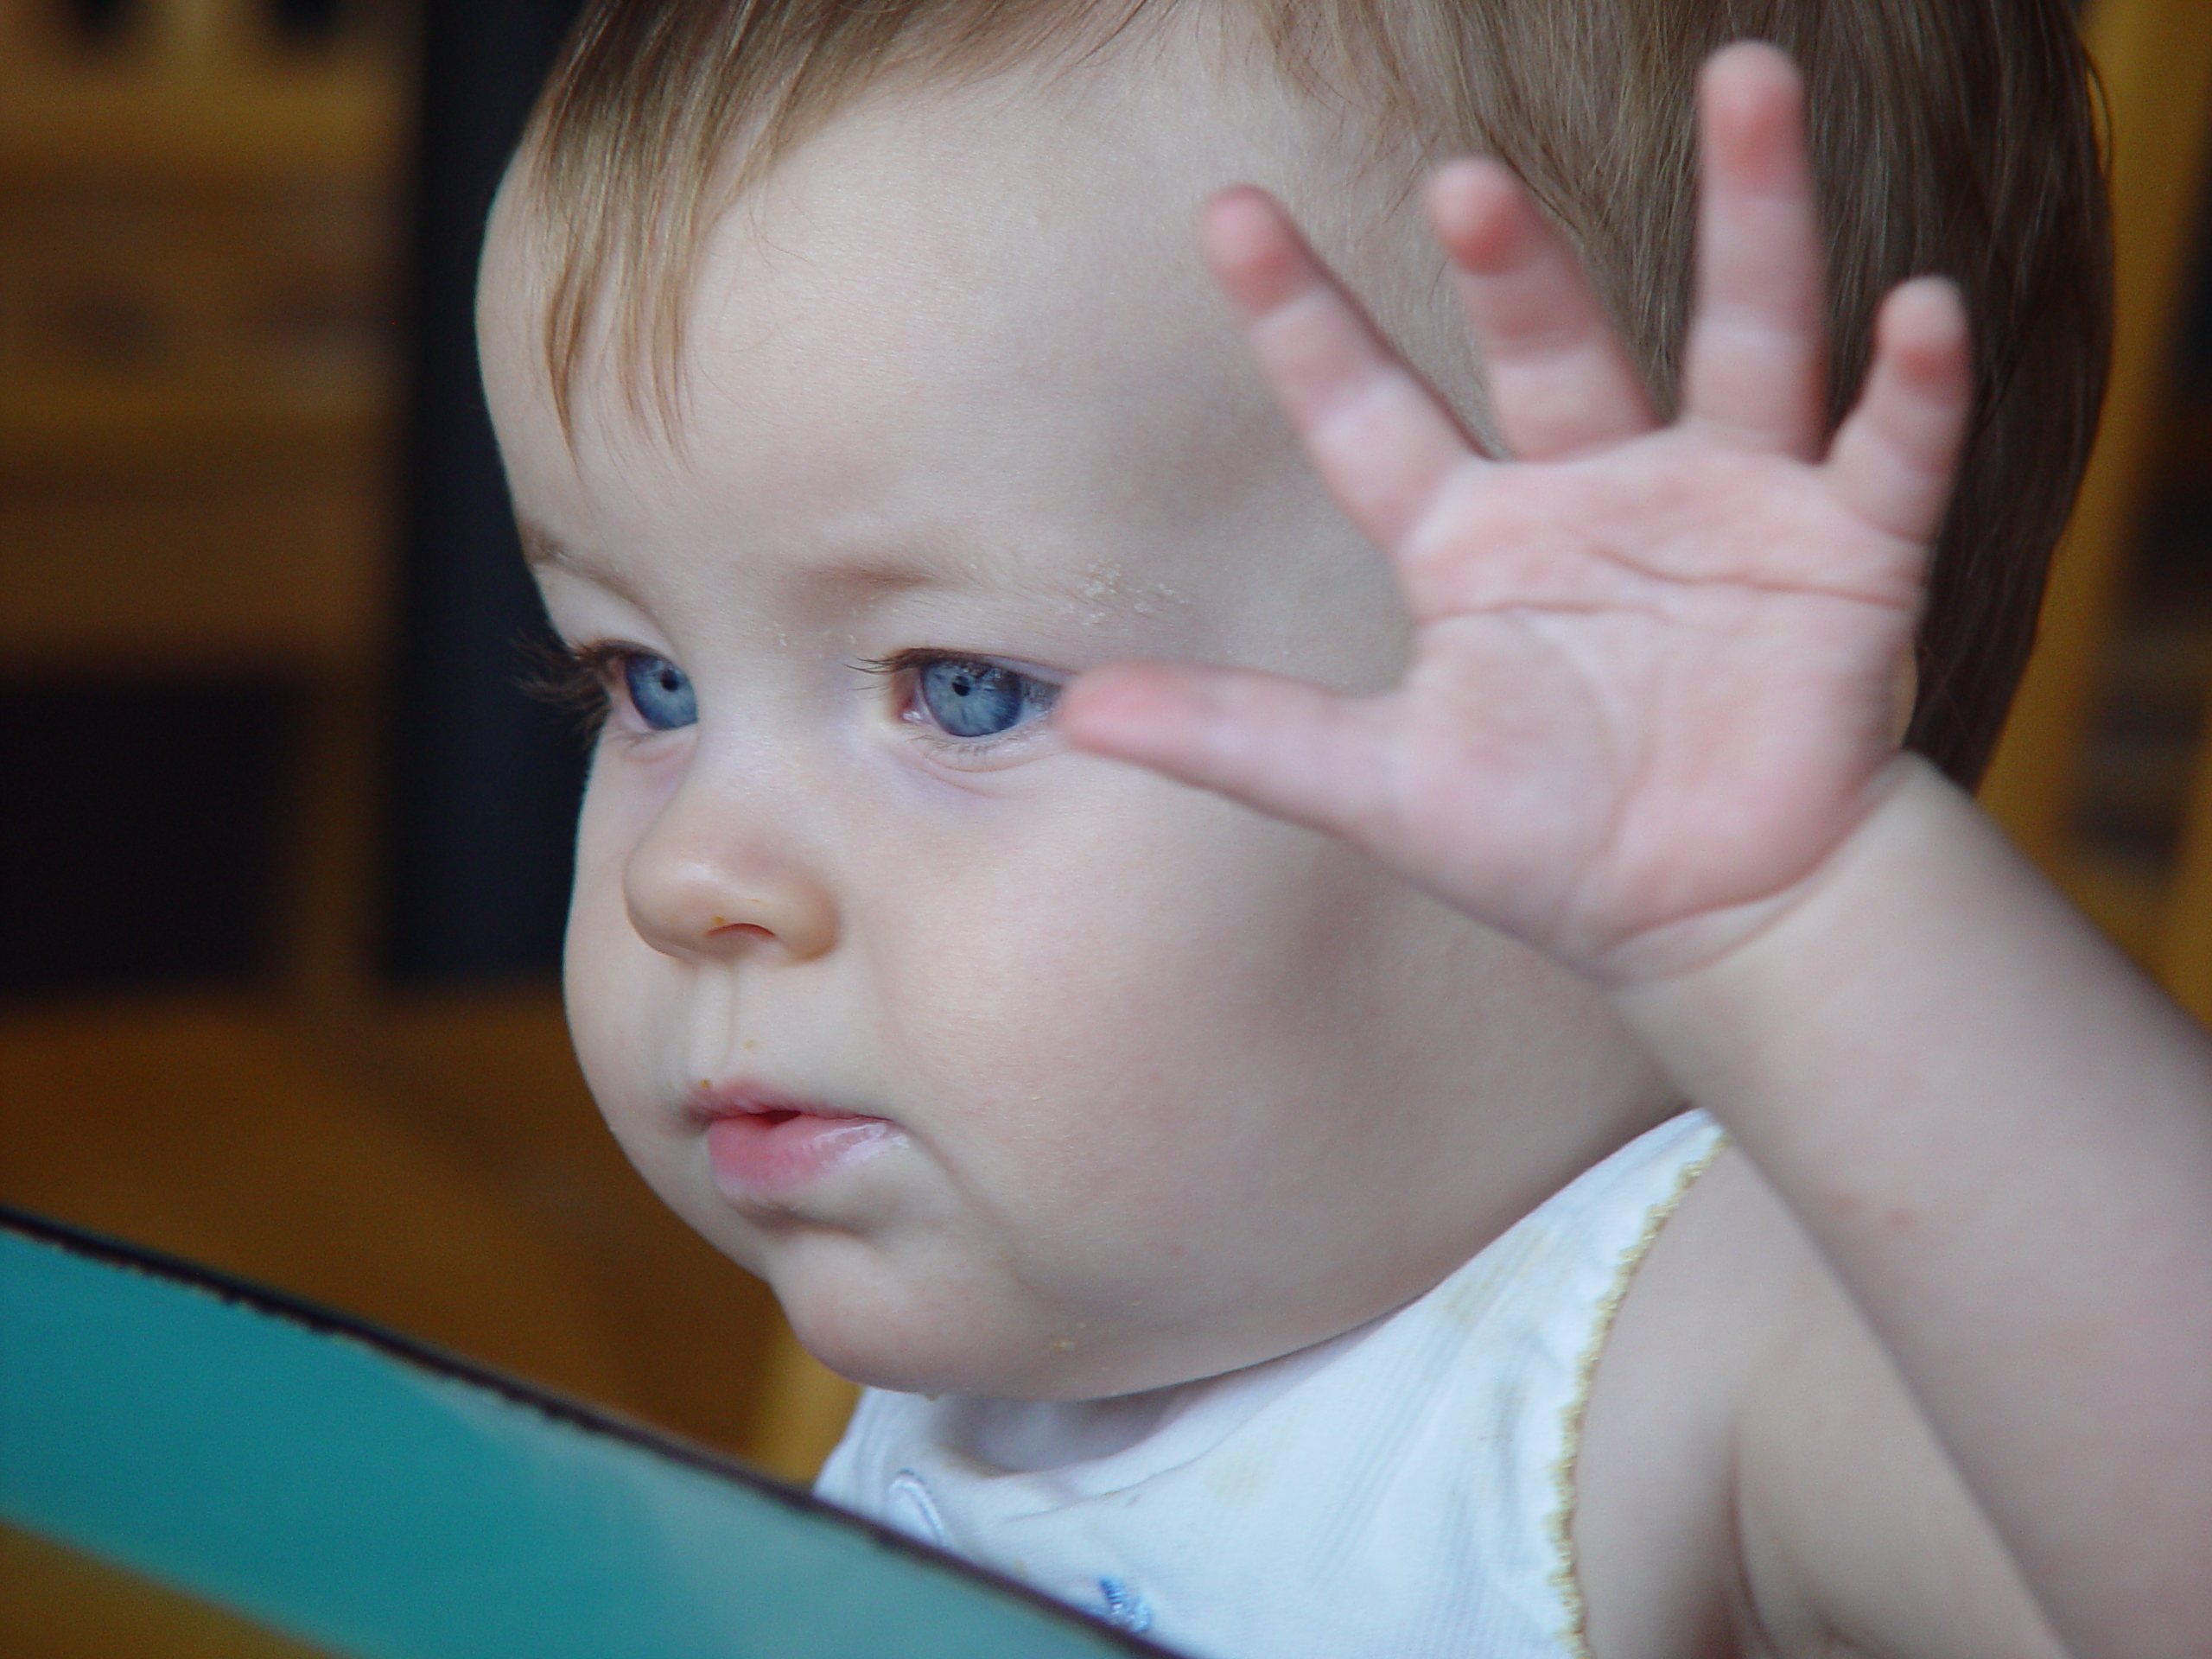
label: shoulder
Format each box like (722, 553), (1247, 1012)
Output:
(1573, 1144), (1786, 1658)
(1573, 1144), (2064, 1659)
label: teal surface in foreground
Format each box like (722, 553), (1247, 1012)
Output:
(0, 1210), (1162, 1659)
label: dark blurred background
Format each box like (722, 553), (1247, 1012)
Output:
(0, 0), (2209, 1646)
(2, 0), (587, 998)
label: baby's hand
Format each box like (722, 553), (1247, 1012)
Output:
(1060, 43), (1971, 984)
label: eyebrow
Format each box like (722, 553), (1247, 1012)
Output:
(517, 518), (1185, 629)
(519, 518), (969, 603)
(518, 519), (563, 567)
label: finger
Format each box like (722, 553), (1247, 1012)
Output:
(1826, 277), (1972, 545)
(1058, 660), (1394, 848)
(1202, 186), (1481, 554)
(1427, 157), (1657, 458)
(1680, 42), (1827, 454)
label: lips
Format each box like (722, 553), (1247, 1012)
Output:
(692, 1085), (899, 1203)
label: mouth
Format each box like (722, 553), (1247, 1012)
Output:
(690, 1084), (901, 1204)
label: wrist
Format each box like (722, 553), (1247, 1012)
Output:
(1604, 753), (1984, 1087)
(1592, 751), (1944, 992)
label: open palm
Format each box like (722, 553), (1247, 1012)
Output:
(1060, 43), (1972, 983)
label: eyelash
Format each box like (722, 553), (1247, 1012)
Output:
(519, 637), (622, 737)
(521, 638), (1058, 752)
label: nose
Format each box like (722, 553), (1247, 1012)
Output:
(622, 772), (839, 963)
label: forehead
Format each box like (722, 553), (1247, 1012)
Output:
(666, 73), (1292, 547)
(480, 29), (1458, 640)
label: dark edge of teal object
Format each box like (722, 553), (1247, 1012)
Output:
(0, 1204), (1183, 1659)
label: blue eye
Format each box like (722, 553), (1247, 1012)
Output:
(913, 658), (1056, 740)
(623, 654), (696, 729)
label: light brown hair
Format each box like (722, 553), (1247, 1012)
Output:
(512, 0), (2109, 787)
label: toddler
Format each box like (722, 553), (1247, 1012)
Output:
(477, 1), (2212, 1655)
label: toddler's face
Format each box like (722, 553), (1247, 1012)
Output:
(480, 40), (1668, 1400)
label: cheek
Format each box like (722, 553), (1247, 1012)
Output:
(561, 760), (664, 1104)
(872, 783), (1390, 1212)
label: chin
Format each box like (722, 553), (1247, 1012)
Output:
(791, 1314), (1021, 1398)
(775, 1286), (1107, 1402)
(792, 1306), (1231, 1404)
(793, 1335), (970, 1398)
(767, 1263), (994, 1396)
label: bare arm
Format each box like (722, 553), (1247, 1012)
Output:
(1059, 41), (2212, 1657)
(1632, 759), (2212, 1657)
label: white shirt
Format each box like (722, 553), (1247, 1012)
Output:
(817, 1109), (1725, 1659)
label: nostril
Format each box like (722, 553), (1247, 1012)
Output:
(709, 919), (778, 943)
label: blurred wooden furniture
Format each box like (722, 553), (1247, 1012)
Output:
(0, 0), (410, 1024)
(2, 1522), (329, 1659)
(1978, 0), (2212, 998)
